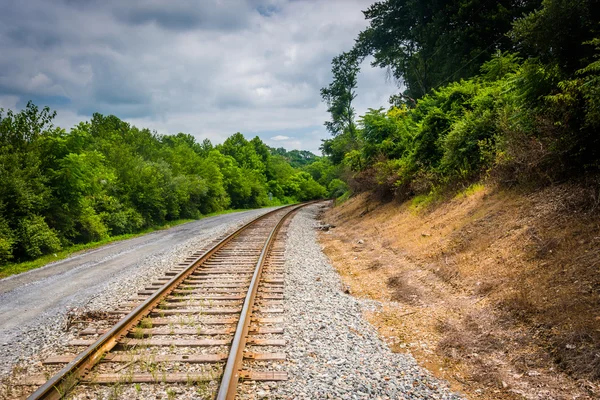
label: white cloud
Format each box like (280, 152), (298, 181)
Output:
(271, 135), (290, 141)
(0, 95), (19, 110)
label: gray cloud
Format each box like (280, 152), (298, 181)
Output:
(0, 0), (397, 153)
(115, 2), (251, 32)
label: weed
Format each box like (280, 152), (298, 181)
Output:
(149, 364), (159, 382)
(123, 365), (135, 383)
(140, 318), (153, 329)
(107, 382), (124, 400)
(52, 371), (78, 399)
(133, 327), (145, 339)
(454, 183), (485, 199)
(409, 191), (441, 213)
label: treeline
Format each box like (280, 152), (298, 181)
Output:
(321, 0), (600, 199)
(0, 105), (330, 265)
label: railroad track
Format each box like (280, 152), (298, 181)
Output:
(17, 203), (312, 399)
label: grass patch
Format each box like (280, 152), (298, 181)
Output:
(454, 183), (486, 199)
(0, 208), (258, 279)
(409, 191), (441, 213)
(335, 191), (352, 206)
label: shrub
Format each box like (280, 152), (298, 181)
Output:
(77, 206), (109, 242)
(18, 215), (61, 259)
(102, 208), (145, 236)
(327, 179), (349, 198)
(0, 217), (14, 264)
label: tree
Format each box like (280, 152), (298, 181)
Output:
(284, 172), (327, 201)
(0, 103), (55, 260)
(320, 51), (361, 136)
(270, 148), (319, 168)
(355, 0), (540, 99)
(219, 132), (266, 173)
(511, 0), (600, 76)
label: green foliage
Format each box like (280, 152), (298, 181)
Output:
(321, 130), (359, 165)
(101, 206), (145, 236)
(0, 104), (325, 267)
(18, 215), (62, 259)
(284, 172), (327, 201)
(327, 179), (349, 199)
(335, 190), (351, 205)
(219, 133), (266, 173)
(576, 39), (600, 128)
(302, 157), (340, 188)
(318, 0), (600, 198)
(320, 0), (600, 200)
(359, 107), (409, 162)
(320, 51), (360, 136)
(0, 215), (15, 264)
(356, 0), (539, 100)
(270, 148), (318, 168)
(322, 47), (600, 197)
(511, 0), (599, 76)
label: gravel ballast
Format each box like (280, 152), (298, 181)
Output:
(269, 204), (463, 399)
(0, 209), (274, 379)
(2, 204), (463, 399)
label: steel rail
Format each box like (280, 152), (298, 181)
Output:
(217, 202), (306, 400)
(27, 205), (298, 400)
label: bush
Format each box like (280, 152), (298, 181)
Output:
(0, 217), (14, 264)
(285, 172), (327, 201)
(77, 206), (109, 242)
(102, 208), (145, 236)
(18, 215), (62, 259)
(327, 179), (349, 198)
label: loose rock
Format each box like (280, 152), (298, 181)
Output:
(269, 205), (463, 399)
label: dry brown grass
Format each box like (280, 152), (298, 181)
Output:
(386, 274), (421, 304)
(320, 182), (600, 399)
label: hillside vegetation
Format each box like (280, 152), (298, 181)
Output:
(0, 106), (330, 271)
(321, 0), (600, 197)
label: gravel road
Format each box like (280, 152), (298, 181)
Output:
(267, 204), (463, 399)
(0, 208), (275, 378)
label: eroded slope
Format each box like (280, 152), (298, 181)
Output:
(320, 184), (599, 399)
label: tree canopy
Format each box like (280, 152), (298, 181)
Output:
(0, 104), (328, 266)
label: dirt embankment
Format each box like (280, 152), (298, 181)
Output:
(319, 183), (600, 399)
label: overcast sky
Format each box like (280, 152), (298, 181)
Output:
(0, 0), (397, 154)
